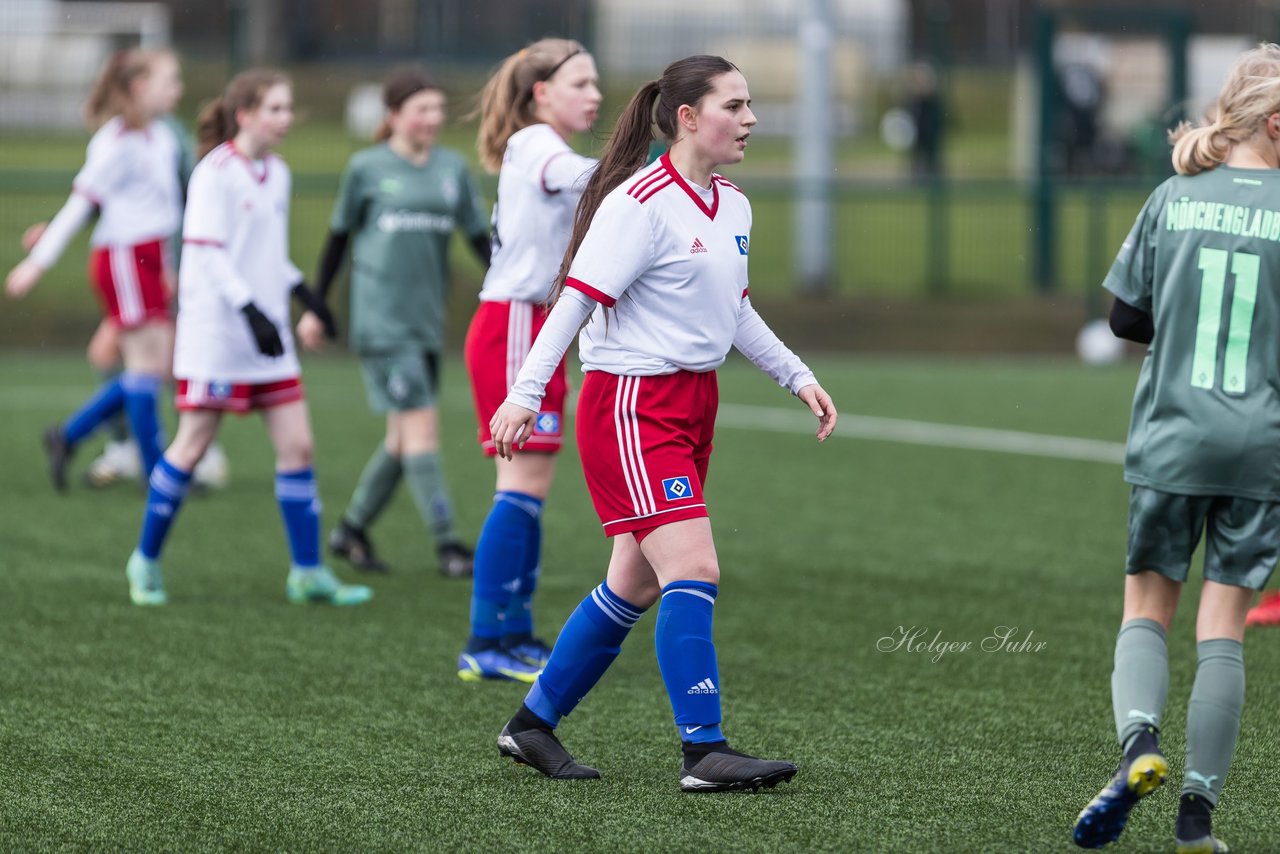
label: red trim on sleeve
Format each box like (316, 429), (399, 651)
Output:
(566, 277), (616, 308)
(742, 288), (749, 299)
(540, 151), (570, 195)
(183, 237), (226, 247)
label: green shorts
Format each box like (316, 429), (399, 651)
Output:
(1126, 485), (1280, 590)
(359, 351), (440, 413)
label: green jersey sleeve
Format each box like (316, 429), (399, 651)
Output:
(1103, 186), (1164, 312)
(329, 156), (366, 233)
(455, 164), (489, 238)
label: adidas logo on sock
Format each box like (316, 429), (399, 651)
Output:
(687, 678), (718, 695)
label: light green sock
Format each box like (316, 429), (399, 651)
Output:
(343, 445), (403, 530)
(403, 451), (458, 545)
(1111, 618), (1169, 749)
(1183, 638), (1245, 806)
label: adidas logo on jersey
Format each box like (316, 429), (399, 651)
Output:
(687, 678), (718, 694)
(689, 237), (708, 254)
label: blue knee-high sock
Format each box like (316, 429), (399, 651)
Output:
(524, 581), (647, 728)
(121, 372), (164, 477)
(137, 457), (193, 560)
(468, 491), (542, 651)
(62, 376), (126, 447)
(276, 468), (321, 569)
(656, 580), (724, 744)
(502, 494), (543, 641)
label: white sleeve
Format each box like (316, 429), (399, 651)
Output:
(733, 299), (818, 395)
(28, 193), (96, 269)
(504, 289), (596, 411)
(540, 150), (597, 194)
(563, 192), (655, 305)
(72, 133), (123, 205)
(183, 165), (255, 309)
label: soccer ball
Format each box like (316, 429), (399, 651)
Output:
(1075, 318), (1125, 366)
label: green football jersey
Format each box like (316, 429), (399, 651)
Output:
(330, 143), (488, 353)
(1105, 165), (1280, 499)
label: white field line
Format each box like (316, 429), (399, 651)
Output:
(2, 386), (1126, 465)
(715, 402), (1126, 465)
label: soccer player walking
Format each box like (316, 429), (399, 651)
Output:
(122, 69), (370, 608)
(488, 55), (837, 791)
(457, 39), (602, 682)
(302, 67), (489, 578)
(6, 48), (185, 490)
(1071, 44), (1280, 852)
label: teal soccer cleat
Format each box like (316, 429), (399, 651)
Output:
(286, 565), (373, 606)
(126, 550), (168, 606)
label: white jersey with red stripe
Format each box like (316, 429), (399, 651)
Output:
(174, 142), (303, 383)
(565, 153), (752, 375)
(76, 117), (183, 248)
(479, 123), (596, 304)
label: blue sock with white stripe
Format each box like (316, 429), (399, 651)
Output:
(656, 580), (724, 744)
(468, 491), (541, 652)
(137, 456), (192, 560)
(276, 468), (321, 569)
(503, 496), (543, 642)
(524, 581), (646, 728)
(121, 372), (164, 477)
(62, 375), (126, 447)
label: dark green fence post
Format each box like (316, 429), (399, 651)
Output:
(1033, 9), (1057, 292)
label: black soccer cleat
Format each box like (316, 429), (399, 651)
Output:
(42, 425), (71, 493)
(1073, 728), (1168, 849)
(437, 541), (474, 579)
(327, 520), (389, 573)
(679, 746), (798, 792)
(497, 723), (600, 780)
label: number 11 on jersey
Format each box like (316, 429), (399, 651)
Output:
(1192, 247), (1259, 393)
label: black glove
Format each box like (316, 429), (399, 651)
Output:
(241, 302), (284, 357)
(290, 281), (338, 339)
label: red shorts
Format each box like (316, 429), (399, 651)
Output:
(89, 240), (171, 329)
(465, 300), (568, 456)
(576, 370), (717, 538)
(176, 378), (304, 414)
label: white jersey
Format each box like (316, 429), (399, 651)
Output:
(566, 154), (753, 375)
(28, 117), (183, 269)
(174, 142), (303, 383)
(479, 123), (596, 304)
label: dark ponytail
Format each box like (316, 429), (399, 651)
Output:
(196, 68), (289, 159)
(551, 55), (738, 301)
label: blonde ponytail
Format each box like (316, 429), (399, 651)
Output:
(1169, 43), (1280, 176)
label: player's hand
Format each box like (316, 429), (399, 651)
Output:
(21, 222), (48, 253)
(289, 283), (337, 339)
(797, 383), (837, 442)
(5, 259), (45, 299)
(240, 302), (285, 357)
(489, 402), (539, 461)
(295, 311), (326, 352)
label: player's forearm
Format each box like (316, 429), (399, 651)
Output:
(505, 289), (594, 411)
(181, 241), (255, 309)
(28, 193), (96, 269)
(313, 230), (350, 301)
(733, 301), (817, 394)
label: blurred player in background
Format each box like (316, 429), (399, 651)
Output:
(5, 48), (183, 492)
(1071, 43), (1280, 854)
(487, 55), (837, 792)
(123, 69), (369, 608)
(302, 67), (489, 578)
(456, 39), (602, 682)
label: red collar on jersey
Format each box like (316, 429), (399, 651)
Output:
(228, 140), (270, 184)
(660, 152), (719, 220)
